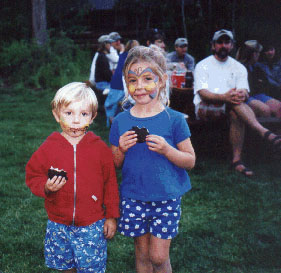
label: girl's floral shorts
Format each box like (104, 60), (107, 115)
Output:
(118, 197), (181, 239)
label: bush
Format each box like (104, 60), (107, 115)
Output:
(0, 36), (91, 90)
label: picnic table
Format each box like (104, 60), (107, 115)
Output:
(169, 86), (196, 120)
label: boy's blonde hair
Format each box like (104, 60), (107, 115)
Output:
(123, 45), (168, 105)
(51, 82), (98, 116)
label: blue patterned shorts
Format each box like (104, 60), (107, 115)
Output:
(44, 219), (107, 273)
(118, 197), (181, 239)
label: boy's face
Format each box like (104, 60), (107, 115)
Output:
(53, 100), (96, 144)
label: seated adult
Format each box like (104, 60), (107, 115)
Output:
(166, 38), (195, 72)
(104, 40), (139, 126)
(256, 44), (281, 99)
(193, 29), (281, 177)
(236, 40), (281, 119)
(107, 32), (125, 72)
(95, 35), (113, 93)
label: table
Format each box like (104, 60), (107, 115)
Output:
(169, 86), (195, 120)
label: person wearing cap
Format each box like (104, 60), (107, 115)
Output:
(193, 29), (281, 177)
(89, 35), (113, 87)
(94, 35), (113, 106)
(106, 32), (125, 72)
(166, 38), (195, 71)
(236, 40), (281, 119)
(109, 32), (125, 54)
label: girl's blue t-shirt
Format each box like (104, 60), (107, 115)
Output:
(109, 107), (192, 201)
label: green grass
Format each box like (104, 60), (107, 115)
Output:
(0, 87), (280, 273)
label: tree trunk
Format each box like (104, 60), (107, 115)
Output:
(181, 0), (187, 38)
(32, 0), (47, 45)
(208, 0), (212, 38)
(232, 0), (236, 37)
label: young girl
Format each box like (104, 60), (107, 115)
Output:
(109, 46), (196, 273)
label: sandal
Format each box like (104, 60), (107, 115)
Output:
(264, 130), (281, 151)
(231, 160), (254, 177)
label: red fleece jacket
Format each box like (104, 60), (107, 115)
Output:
(26, 131), (119, 226)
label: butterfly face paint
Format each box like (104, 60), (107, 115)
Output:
(127, 67), (159, 99)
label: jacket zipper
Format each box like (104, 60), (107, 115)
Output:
(72, 144), (77, 225)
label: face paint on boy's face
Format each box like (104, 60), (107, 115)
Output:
(127, 67), (159, 96)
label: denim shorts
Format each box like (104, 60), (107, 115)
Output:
(44, 219), (107, 273)
(118, 197), (181, 240)
(247, 93), (272, 104)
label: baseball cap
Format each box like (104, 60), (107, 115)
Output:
(212, 29), (234, 42)
(98, 35), (114, 43)
(175, 38), (188, 47)
(109, 32), (122, 42)
(245, 40), (263, 52)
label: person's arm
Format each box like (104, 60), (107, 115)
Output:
(89, 53), (99, 85)
(111, 130), (137, 168)
(199, 88), (245, 105)
(186, 55), (195, 71)
(102, 144), (120, 220)
(145, 135), (195, 170)
(106, 47), (119, 65)
(26, 149), (68, 201)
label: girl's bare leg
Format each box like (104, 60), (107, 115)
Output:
(135, 233), (153, 273)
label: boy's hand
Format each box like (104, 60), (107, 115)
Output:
(45, 176), (67, 194)
(103, 218), (117, 239)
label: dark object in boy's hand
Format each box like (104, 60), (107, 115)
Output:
(131, 126), (149, 143)
(48, 166), (68, 180)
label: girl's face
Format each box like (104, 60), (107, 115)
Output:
(53, 100), (95, 144)
(127, 62), (161, 105)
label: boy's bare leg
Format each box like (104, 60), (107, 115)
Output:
(62, 269), (77, 273)
(135, 233), (153, 273)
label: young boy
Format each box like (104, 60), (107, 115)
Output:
(26, 82), (119, 273)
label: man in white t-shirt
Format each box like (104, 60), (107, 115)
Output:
(194, 29), (281, 177)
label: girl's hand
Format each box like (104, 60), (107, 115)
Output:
(104, 218), (117, 239)
(44, 176), (67, 194)
(118, 130), (137, 153)
(146, 134), (170, 155)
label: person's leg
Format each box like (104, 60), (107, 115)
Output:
(232, 103), (281, 150)
(248, 100), (271, 117)
(233, 103), (271, 137)
(229, 110), (253, 176)
(149, 236), (172, 273)
(62, 269), (76, 273)
(134, 234), (153, 273)
(265, 98), (281, 118)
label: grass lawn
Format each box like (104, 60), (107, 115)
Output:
(0, 86), (280, 273)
